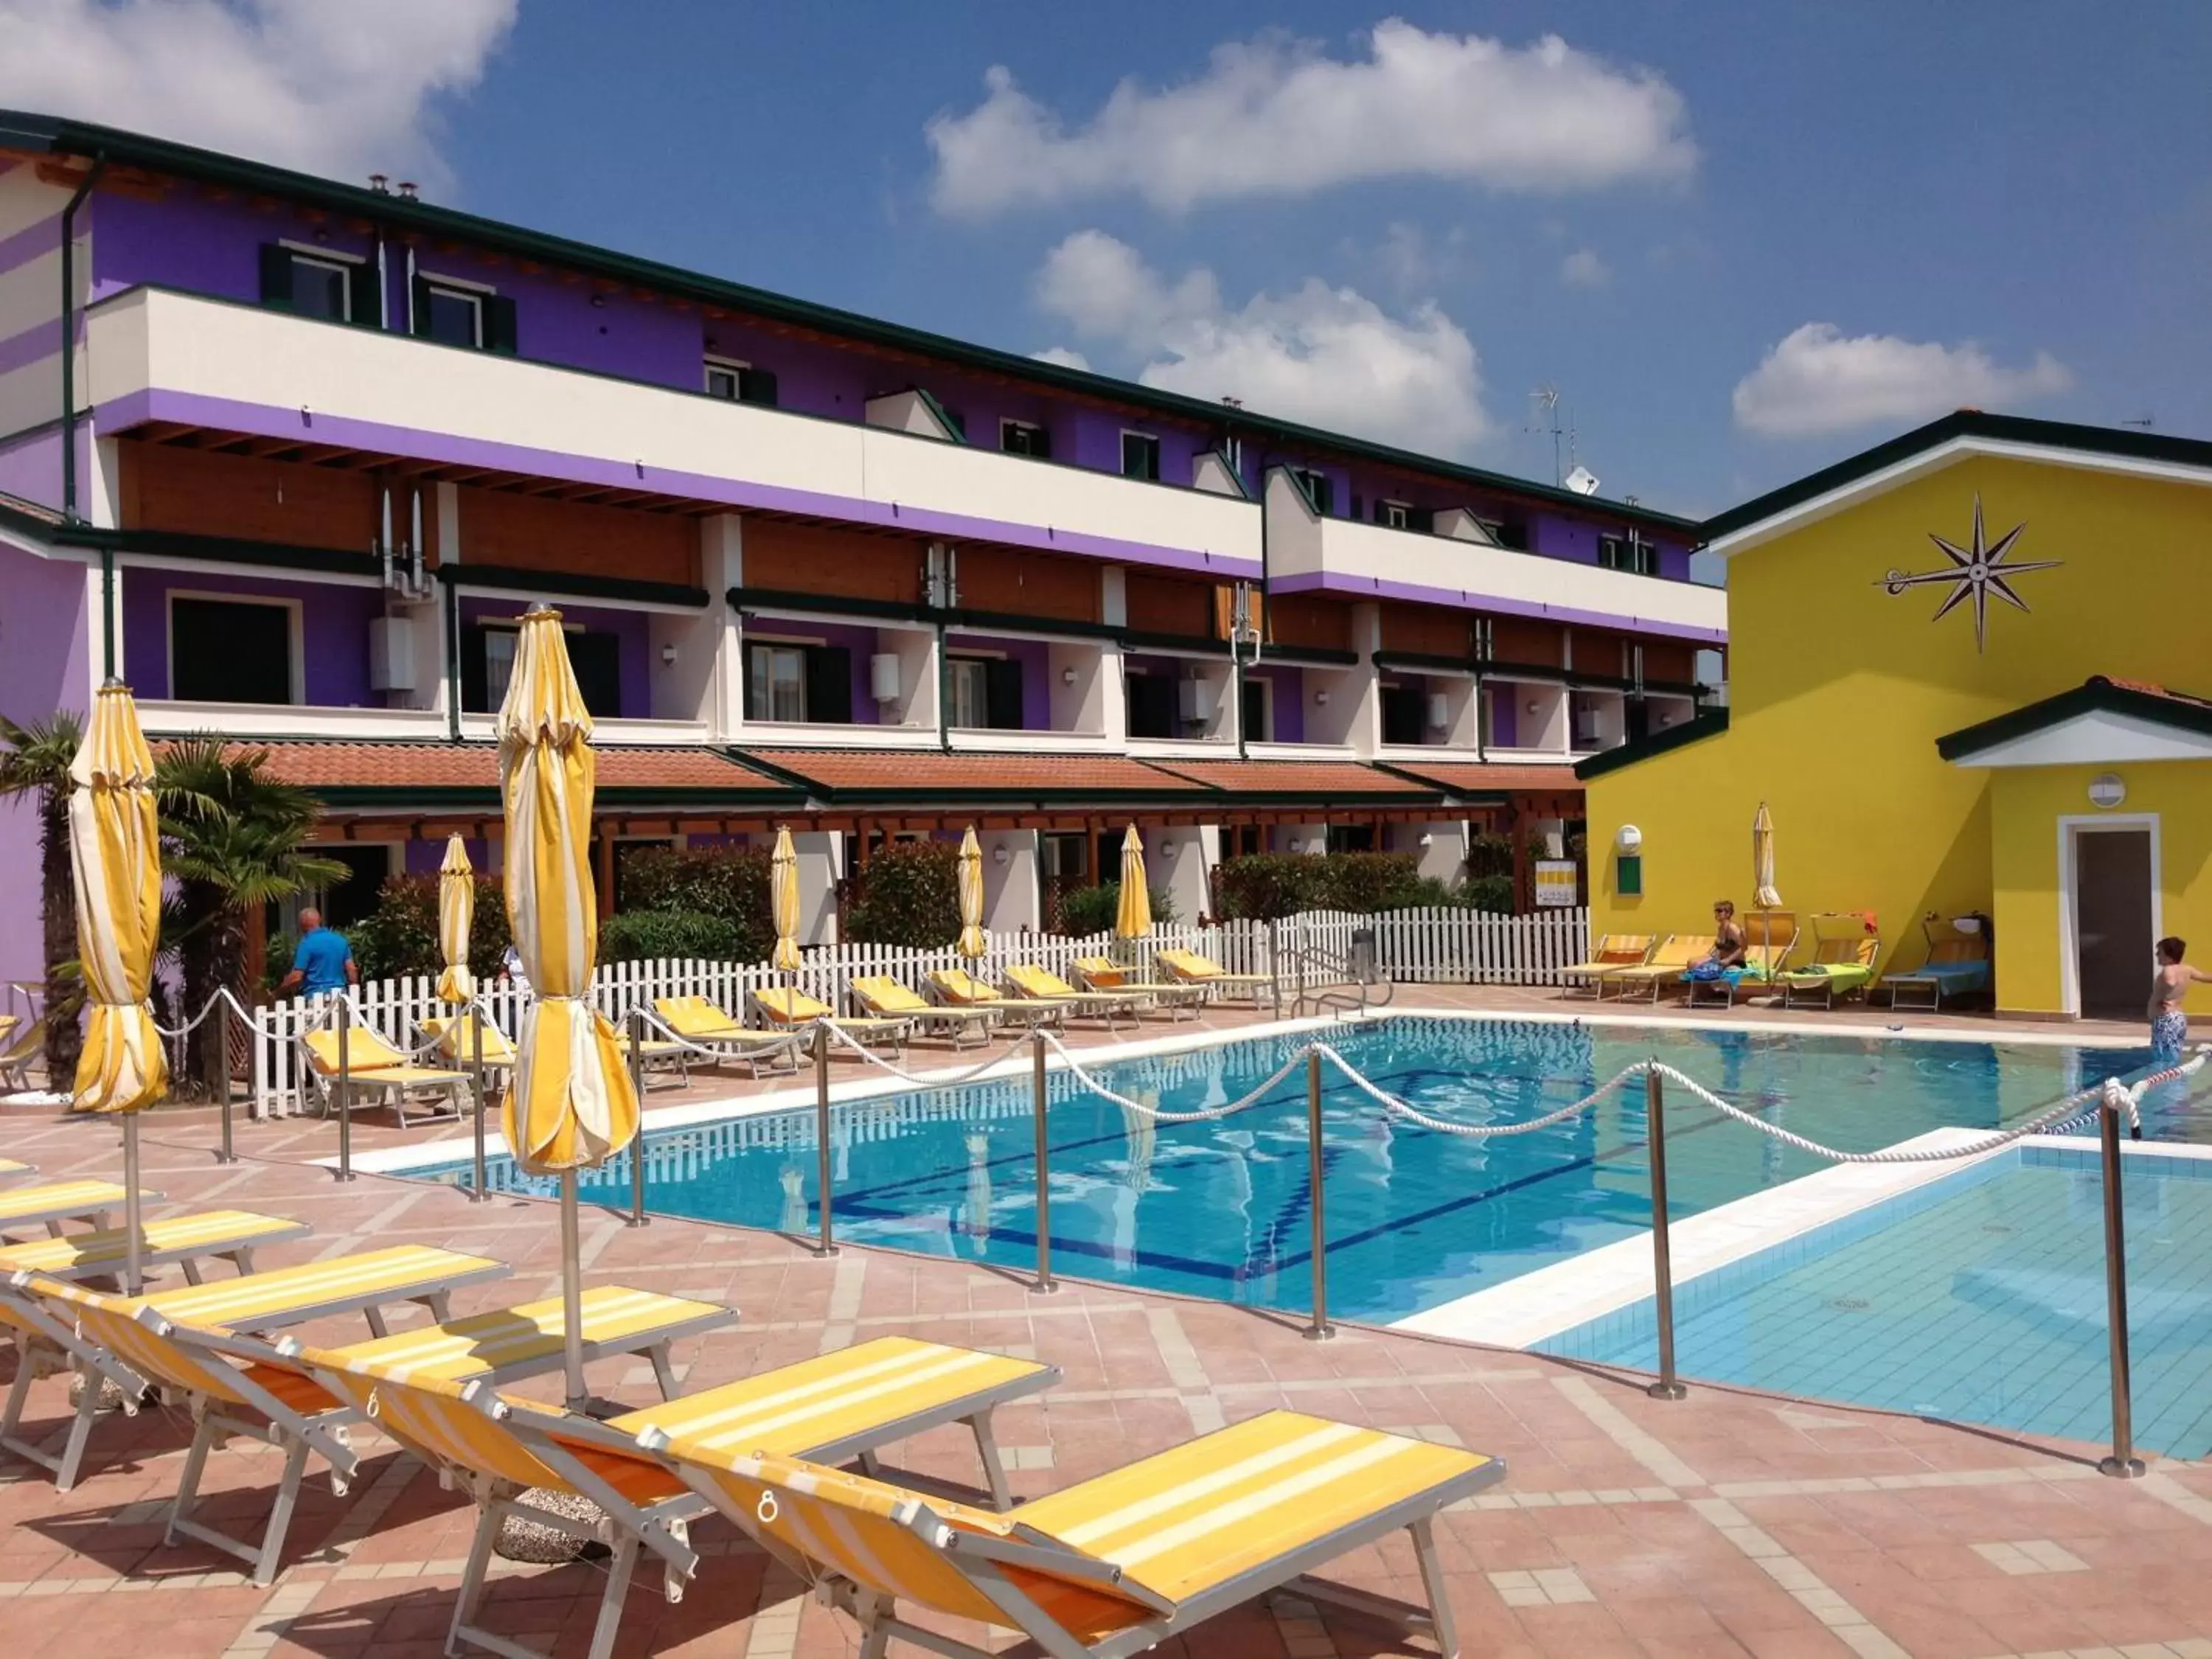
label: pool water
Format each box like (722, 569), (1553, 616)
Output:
(1542, 1147), (2212, 1458)
(419, 1016), (2194, 1324)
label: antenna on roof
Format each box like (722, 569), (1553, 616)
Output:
(1563, 464), (1601, 497)
(1526, 385), (1572, 487)
(2120, 413), (2155, 429)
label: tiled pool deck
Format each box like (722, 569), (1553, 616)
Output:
(0, 989), (2206, 1659)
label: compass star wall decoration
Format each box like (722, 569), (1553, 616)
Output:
(1878, 494), (2060, 653)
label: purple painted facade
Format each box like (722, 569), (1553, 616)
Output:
(0, 428), (63, 509)
(741, 617), (886, 727)
(403, 836), (492, 876)
(1244, 663), (1306, 743)
(1488, 690), (1518, 750)
(122, 566), (384, 706)
(943, 630), (1051, 730)
(0, 542), (90, 990)
(458, 595), (649, 718)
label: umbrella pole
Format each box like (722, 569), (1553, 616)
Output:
(560, 1169), (586, 1411)
(122, 1113), (144, 1296)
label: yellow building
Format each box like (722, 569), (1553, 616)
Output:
(1581, 413), (2212, 1023)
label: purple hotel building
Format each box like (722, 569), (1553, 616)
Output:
(0, 111), (1725, 984)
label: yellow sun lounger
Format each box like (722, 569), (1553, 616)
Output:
(302, 1025), (473, 1128)
(4, 1242), (507, 1495)
(0, 1178), (152, 1239)
(655, 1408), (1503, 1659)
(1559, 933), (1655, 995)
(1005, 964), (1147, 1029)
(0, 1156), (33, 1183)
(0, 1207), (308, 1284)
(1599, 933), (1714, 1002)
(1688, 912), (1800, 1009)
(1155, 947), (1273, 1004)
(849, 976), (1001, 1048)
(750, 987), (914, 1051)
(1071, 956), (1208, 1018)
(428, 1009), (697, 1091)
(297, 1333), (1060, 1659)
(1777, 916), (1882, 1009)
(650, 996), (801, 1077)
(925, 968), (1066, 1029)
(0, 1020), (43, 1091)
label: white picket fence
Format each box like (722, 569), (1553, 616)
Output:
(246, 906), (1589, 1118)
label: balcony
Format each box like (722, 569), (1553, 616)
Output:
(1263, 471), (1726, 644)
(83, 286), (1262, 576)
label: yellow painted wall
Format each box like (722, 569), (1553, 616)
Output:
(1989, 763), (2212, 1017)
(1587, 453), (2212, 1014)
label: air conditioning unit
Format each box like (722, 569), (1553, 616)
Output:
(869, 653), (901, 702)
(1572, 708), (1603, 744)
(368, 617), (417, 692)
(1178, 678), (1215, 722)
(1425, 692), (1450, 731)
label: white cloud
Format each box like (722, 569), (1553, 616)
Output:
(929, 20), (1695, 215)
(1732, 322), (2073, 438)
(1034, 230), (1489, 456)
(1560, 248), (1609, 288)
(0, 0), (518, 194)
(1029, 345), (1093, 371)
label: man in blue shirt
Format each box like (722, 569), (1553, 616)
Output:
(280, 909), (358, 998)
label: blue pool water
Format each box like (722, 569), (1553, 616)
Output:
(417, 1016), (2199, 1324)
(1543, 1146), (2212, 1458)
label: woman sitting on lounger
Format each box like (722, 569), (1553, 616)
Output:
(1686, 901), (1747, 981)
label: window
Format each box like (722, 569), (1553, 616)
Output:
(480, 625), (518, 711)
(1125, 669), (1177, 740)
(705, 358), (779, 407)
(1379, 682), (1425, 746)
(1001, 419), (1052, 459)
(1240, 674), (1271, 742)
(1121, 432), (1161, 481)
(1325, 824), (1375, 854)
(411, 274), (517, 354)
(1041, 832), (1088, 880)
(1598, 533), (1657, 575)
(465, 623), (622, 716)
(258, 243), (378, 327)
(1377, 500), (1411, 530)
(742, 641), (852, 725)
(947, 655), (1024, 729)
(1290, 468), (1334, 517)
(170, 596), (293, 704)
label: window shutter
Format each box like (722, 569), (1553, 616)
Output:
(410, 274), (433, 337)
(984, 658), (1024, 729)
(1029, 425), (1051, 460)
(460, 626), (490, 713)
(1409, 507), (1436, 534)
(737, 368), (779, 407)
(1353, 493), (1366, 522)
(806, 645), (852, 725)
(259, 245), (295, 310)
(347, 260), (382, 329)
(484, 294), (518, 355)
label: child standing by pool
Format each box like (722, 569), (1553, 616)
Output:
(2149, 936), (2208, 1056)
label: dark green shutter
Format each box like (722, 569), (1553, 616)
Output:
(347, 260), (382, 328)
(984, 659), (1023, 729)
(1409, 507), (1435, 534)
(484, 295), (518, 355)
(1352, 493), (1366, 521)
(410, 274), (433, 337)
(259, 244), (295, 310)
(737, 368), (779, 407)
(460, 626), (490, 712)
(806, 646), (852, 724)
(1029, 425), (1051, 460)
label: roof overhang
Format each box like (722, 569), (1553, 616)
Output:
(1938, 678), (2212, 768)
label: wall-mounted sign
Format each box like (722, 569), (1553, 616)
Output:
(1878, 494), (2060, 653)
(1534, 860), (1581, 908)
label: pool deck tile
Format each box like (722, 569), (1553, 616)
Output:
(0, 988), (2204, 1658)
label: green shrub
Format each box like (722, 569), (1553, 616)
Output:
(1460, 874), (1514, 914)
(1054, 880), (1178, 937)
(346, 874), (512, 981)
(1210, 855), (1321, 922)
(1464, 832), (1514, 879)
(1212, 852), (1509, 918)
(846, 841), (961, 948)
(599, 909), (747, 963)
(618, 846), (773, 961)
(1320, 852), (1424, 914)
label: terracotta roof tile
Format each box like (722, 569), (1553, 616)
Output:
(737, 748), (1213, 796)
(1146, 758), (1438, 796)
(161, 740), (792, 795)
(1377, 761), (1583, 796)
(2096, 676), (2212, 712)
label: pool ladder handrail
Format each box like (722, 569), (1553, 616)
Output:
(1287, 942), (1394, 1020)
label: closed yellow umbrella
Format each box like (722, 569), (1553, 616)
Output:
(956, 825), (987, 959)
(769, 824), (801, 974)
(69, 682), (167, 1293)
(1114, 826), (1152, 940)
(497, 608), (639, 1409)
(1752, 801), (1781, 911)
(436, 835), (476, 1006)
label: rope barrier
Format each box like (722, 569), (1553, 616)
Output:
(821, 1019), (1037, 1088)
(1318, 1043), (1638, 1138)
(150, 985), (255, 1040)
(1039, 1028), (1313, 1123)
(625, 1007), (807, 1066)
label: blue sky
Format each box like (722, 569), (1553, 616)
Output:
(10, 1), (2209, 519)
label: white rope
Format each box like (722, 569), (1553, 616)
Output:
(621, 1008), (806, 1065)
(150, 985), (256, 1039)
(1318, 1043), (1636, 1138)
(1040, 1028), (1312, 1122)
(821, 1019), (1035, 1087)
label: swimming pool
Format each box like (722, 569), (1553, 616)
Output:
(1542, 1144), (2212, 1458)
(411, 1015), (2197, 1324)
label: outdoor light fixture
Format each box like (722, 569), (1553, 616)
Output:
(1526, 699), (1540, 715)
(659, 643), (678, 667)
(1286, 838), (1303, 853)
(1162, 841), (1178, 860)
(1418, 832), (1434, 848)
(2088, 773), (2126, 809)
(1314, 688), (1330, 706)
(1061, 666), (1077, 686)
(992, 844), (1009, 866)
(1615, 825), (1643, 854)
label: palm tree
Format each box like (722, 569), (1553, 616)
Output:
(0, 712), (86, 1086)
(156, 737), (346, 1096)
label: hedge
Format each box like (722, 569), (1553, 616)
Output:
(344, 873), (514, 982)
(1211, 852), (1512, 920)
(845, 841), (961, 948)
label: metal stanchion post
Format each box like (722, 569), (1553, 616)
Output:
(1304, 1049), (1333, 1340)
(1646, 1064), (1686, 1399)
(333, 996), (355, 1182)
(812, 1022), (837, 1257)
(468, 1002), (489, 1201)
(1032, 1029), (1057, 1294)
(2097, 1092), (2143, 1478)
(215, 997), (236, 1164)
(627, 1010), (648, 1228)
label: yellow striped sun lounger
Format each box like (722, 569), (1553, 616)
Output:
(302, 1026), (473, 1128)
(1558, 933), (1655, 996)
(1005, 964), (1147, 1030)
(650, 995), (800, 1078)
(849, 976), (1001, 1048)
(0, 1155), (33, 1183)
(1599, 933), (1714, 1002)
(655, 1408), (1503, 1659)
(0, 1207), (307, 1284)
(296, 1333), (1059, 1659)
(0, 1178), (150, 1239)
(925, 968), (1066, 1029)
(3, 1243), (507, 1497)
(751, 987), (914, 1051)
(0, 1020), (43, 1091)
(1155, 947), (1273, 1004)
(1071, 956), (1208, 1018)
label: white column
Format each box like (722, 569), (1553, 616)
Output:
(701, 515), (744, 738)
(1346, 602), (1382, 757)
(981, 830), (1040, 933)
(794, 830), (838, 945)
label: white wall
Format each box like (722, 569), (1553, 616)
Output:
(981, 831), (1041, 933)
(794, 832), (840, 945)
(1048, 641), (1106, 734)
(1148, 827), (1212, 926)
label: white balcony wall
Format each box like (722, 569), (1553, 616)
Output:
(1299, 664), (1368, 748)
(87, 290), (1260, 572)
(1493, 680), (1569, 753)
(1148, 828), (1211, 925)
(1263, 466), (1725, 639)
(649, 610), (724, 726)
(142, 700), (451, 740)
(1048, 641), (1107, 734)
(981, 831), (1040, 933)
(1647, 691), (1699, 733)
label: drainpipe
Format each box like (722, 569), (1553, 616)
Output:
(58, 155), (108, 672)
(444, 577), (462, 741)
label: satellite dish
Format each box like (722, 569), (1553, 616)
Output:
(1564, 464), (1601, 496)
